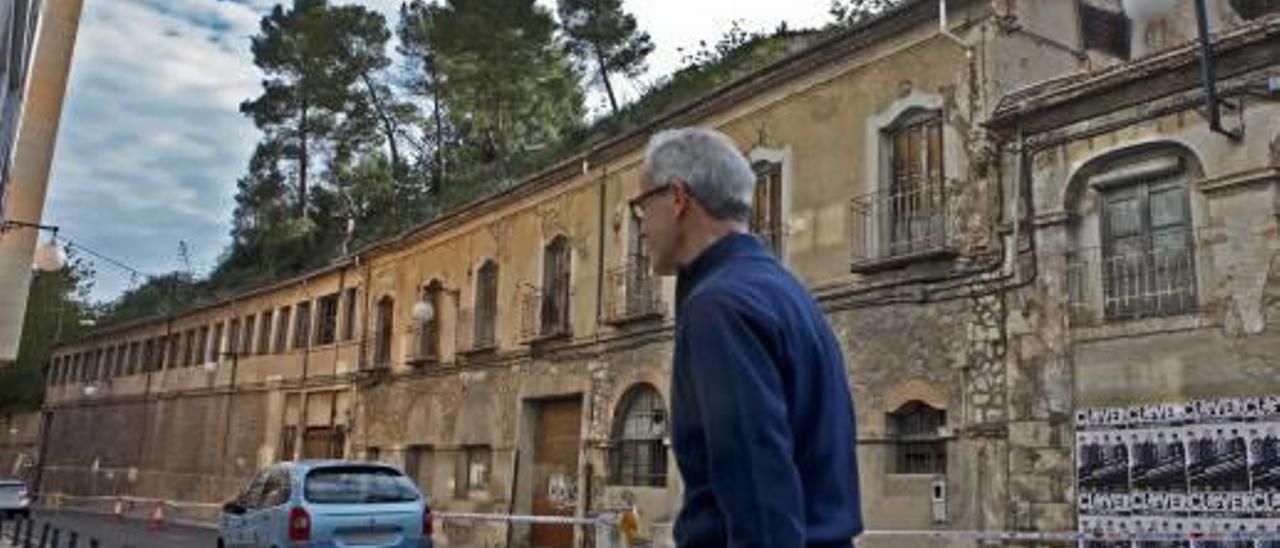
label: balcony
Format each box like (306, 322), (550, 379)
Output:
(604, 255), (664, 325)
(456, 308), (497, 355)
(1066, 244), (1197, 326)
(850, 177), (953, 271)
(520, 278), (571, 343)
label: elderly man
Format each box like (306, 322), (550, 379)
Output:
(630, 127), (862, 547)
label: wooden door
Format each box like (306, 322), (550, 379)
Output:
(529, 397), (582, 547)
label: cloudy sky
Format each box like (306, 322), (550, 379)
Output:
(44, 0), (833, 302)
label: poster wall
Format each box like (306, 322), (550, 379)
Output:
(1076, 397), (1280, 548)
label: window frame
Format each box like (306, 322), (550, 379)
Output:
(609, 384), (669, 488)
(294, 301), (312, 350)
(475, 260), (499, 350)
(1096, 170), (1197, 322)
(889, 401), (948, 476)
(316, 293), (339, 346)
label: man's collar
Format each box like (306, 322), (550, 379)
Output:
(676, 232), (765, 299)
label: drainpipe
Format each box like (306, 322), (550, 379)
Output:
(938, 0), (973, 54)
(594, 160), (606, 325)
(1194, 0), (1242, 140)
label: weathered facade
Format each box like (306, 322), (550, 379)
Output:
(38, 1), (1280, 546)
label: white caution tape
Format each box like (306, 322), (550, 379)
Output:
(864, 530), (1280, 542)
(433, 511), (612, 527)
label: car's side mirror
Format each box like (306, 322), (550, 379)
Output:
(222, 501), (246, 515)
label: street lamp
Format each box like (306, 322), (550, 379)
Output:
(1, 220), (64, 271)
(411, 300), (435, 324)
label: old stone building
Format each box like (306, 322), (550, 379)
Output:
(38, 1), (1280, 546)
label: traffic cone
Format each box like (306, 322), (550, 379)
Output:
(112, 499), (124, 521)
(147, 502), (165, 531)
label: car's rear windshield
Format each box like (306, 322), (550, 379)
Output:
(0, 483), (24, 492)
(304, 466), (418, 504)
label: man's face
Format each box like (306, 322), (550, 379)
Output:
(632, 170), (682, 276)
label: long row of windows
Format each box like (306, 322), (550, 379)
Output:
(46, 287), (360, 386)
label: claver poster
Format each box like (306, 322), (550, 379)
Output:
(1076, 397), (1280, 548)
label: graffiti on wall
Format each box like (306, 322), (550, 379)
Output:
(1076, 396), (1280, 548)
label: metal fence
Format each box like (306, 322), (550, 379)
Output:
(604, 256), (664, 325)
(1066, 244), (1197, 325)
(849, 176), (951, 268)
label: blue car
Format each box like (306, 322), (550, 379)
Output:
(218, 460), (433, 548)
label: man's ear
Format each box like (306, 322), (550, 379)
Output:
(671, 180), (691, 217)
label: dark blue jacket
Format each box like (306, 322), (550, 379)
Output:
(671, 233), (862, 548)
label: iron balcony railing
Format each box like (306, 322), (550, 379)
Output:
(1066, 244), (1197, 326)
(850, 176), (951, 268)
(520, 276), (572, 342)
(604, 255), (664, 324)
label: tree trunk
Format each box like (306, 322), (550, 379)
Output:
(429, 63), (445, 196)
(593, 41), (620, 114)
(298, 101), (310, 220)
(359, 71), (403, 184)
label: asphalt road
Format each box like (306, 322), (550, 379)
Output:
(0, 509), (218, 548)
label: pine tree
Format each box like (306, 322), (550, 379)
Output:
(240, 0), (397, 219)
(414, 0), (584, 180)
(557, 0), (654, 114)
(829, 0), (899, 26)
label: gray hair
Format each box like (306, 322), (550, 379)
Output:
(643, 128), (756, 222)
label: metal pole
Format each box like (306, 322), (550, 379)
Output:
(66, 531), (76, 548)
(23, 517), (33, 547)
(38, 523), (48, 548)
(1194, 0), (1240, 139)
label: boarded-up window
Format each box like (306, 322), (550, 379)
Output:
(241, 315), (256, 357)
(374, 297), (394, 368)
(751, 160), (784, 256)
(316, 293), (339, 345)
(406, 445), (434, 496)
(258, 310), (273, 355)
(455, 445), (492, 499)
(275, 307), (290, 354)
(210, 323), (224, 363)
(167, 335), (180, 369)
(128, 342), (141, 375)
(294, 301), (312, 350)
(182, 331), (194, 367)
(196, 327), (208, 366)
(541, 236), (572, 336)
(1081, 4), (1131, 59)
(342, 288), (358, 341)
(228, 320), (241, 359)
(475, 261), (499, 349)
(891, 401), (947, 475)
(610, 384), (668, 487)
(417, 281), (443, 362)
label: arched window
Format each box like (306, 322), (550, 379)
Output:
(416, 280), (443, 363)
(474, 260), (499, 349)
(374, 296), (395, 368)
(751, 159), (784, 256)
(610, 384), (668, 487)
(890, 401), (946, 475)
(1065, 146), (1198, 324)
(541, 236), (571, 336)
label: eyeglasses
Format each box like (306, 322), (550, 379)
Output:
(628, 182), (673, 221)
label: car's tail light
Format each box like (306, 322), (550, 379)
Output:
(423, 507), (434, 536)
(288, 506), (311, 541)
